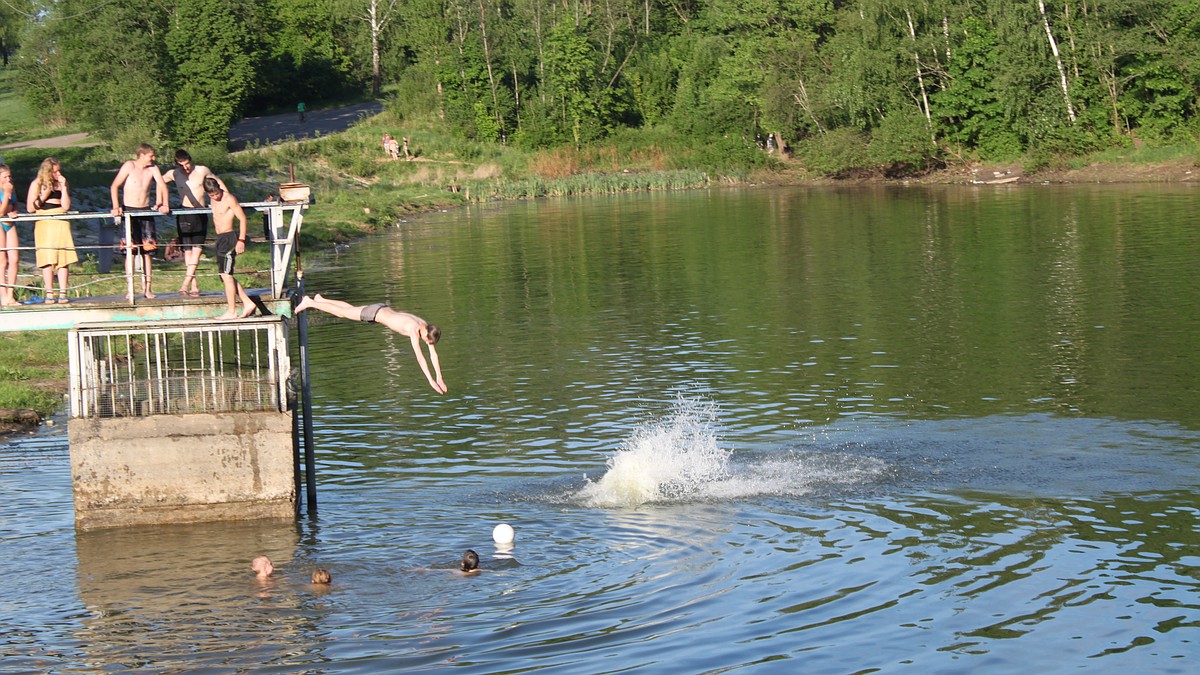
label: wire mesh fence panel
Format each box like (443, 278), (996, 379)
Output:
(70, 320), (290, 418)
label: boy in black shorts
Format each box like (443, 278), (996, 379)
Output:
(110, 143), (169, 300)
(164, 149), (228, 296)
(205, 176), (256, 320)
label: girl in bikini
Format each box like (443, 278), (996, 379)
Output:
(0, 165), (19, 306)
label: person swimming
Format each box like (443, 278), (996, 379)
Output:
(461, 550), (480, 573)
(251, 555), (274, 580)
(311, 567), (332, 584)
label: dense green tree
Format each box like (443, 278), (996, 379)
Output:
(53, 0), (175, 140)
(0, 0), (29, 66)
(166, 0), (256, 145)
(10, 0), (1200, 166)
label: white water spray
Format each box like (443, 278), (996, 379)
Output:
(578, 396), (730, 507)
(575, 396), (889, 508)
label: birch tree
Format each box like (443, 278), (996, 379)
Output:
(1038, 0), (1077, 123)
(361, 0), (400, 96)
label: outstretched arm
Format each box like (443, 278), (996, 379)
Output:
(427, 343), (447, 394)
(410, 334), (447, 394)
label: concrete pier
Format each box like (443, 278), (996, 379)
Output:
(68, 411), (295, 530)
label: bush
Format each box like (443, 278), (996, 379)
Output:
(796, 128), (871, 177)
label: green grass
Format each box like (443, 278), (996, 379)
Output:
(0, 71), (86, 146)
(1066, 142), (1200, 170)
(0, 333), (70, 415)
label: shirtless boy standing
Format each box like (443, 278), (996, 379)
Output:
(110, 144), (170, 300)
(204, 176), (256, 320)
(163, 149), (228, 297)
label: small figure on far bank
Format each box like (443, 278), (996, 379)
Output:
(0, 164), (21, 306)
(205, 176), (257, 320)
(163, 149), (228, 297)
(251, 555), (274, 580)
(297, 101), (306, 123)
(293, 293), (447, 394)
(111, 144), (170, 301)
(401, 136), (412, 161)
(28, 157), (77, 304)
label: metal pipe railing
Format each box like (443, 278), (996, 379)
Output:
(1, 200), (307, 304)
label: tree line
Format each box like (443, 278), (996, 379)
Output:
(9, 0), (1200, 172)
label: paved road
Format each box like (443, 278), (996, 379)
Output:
(0, 100), (386, 152)
(227, 100), (384, 150)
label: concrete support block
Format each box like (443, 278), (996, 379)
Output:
(68, 411), (296, 529)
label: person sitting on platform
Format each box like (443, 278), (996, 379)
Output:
(293, 293), (448, 394)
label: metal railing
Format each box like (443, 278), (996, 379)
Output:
(1, 199), (307, 303)
(67, 317), (292, 419)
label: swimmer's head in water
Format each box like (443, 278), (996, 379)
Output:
(461, 550), (480, 572)
(311, 567), (332, 584)
(251, 555), (273, 578)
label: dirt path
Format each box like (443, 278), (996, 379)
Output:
(0, 100), (385, 152)
(0, 132), (103, 151)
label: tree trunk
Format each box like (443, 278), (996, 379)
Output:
(905, 10), (934, 143)
(476, 0), (502, 133)
(1039, 0), (1077, 123)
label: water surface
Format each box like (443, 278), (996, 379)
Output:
(2, 185), (1198, 672)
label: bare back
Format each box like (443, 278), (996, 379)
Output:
(374, 308), (426, 338)
(165, 165), (220, 208)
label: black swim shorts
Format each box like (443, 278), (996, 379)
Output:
(176, 212), (208, 247)
(215, 231), (238, 276)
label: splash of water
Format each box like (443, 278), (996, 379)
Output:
(578, 396), (731, 508)
(574, 397), (891, 508)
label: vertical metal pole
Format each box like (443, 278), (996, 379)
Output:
(295, 272), (318, 513)
(292, 378), (303, 515)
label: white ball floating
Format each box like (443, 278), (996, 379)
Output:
(492, 523), (515, 544)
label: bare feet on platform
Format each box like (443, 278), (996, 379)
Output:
(237, 302), (257, 319)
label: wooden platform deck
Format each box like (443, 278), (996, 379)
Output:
(0, 290), (293, 332)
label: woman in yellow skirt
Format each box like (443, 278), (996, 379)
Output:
(26, 157), (76, 304)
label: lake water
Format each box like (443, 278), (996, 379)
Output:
(2, 185), (1198, 672)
